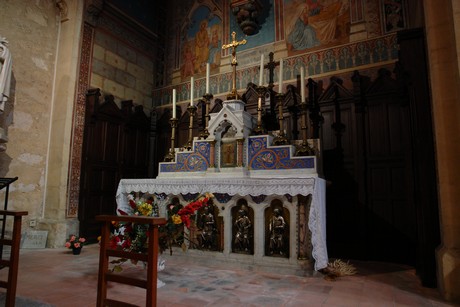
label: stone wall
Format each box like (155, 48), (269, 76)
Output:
(0, 0), (59, 228)
(90, 29), (154, 112)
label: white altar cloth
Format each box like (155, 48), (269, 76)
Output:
(115, 177), (328, 270)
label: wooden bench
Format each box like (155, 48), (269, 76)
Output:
(96, 215), (166, 307)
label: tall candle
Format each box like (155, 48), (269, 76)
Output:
(206, 63), (210, 94)
(259, 54), (264, 86)
(172, 89), (176, 118)
(190, 77), (194, 106)
(278, 58), (283, 93)
(300, 67), (305, 102)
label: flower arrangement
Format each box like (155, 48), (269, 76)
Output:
(65, 235), (86, 249)
(108, 192), (213, 271)
(108, 194), (159, 271)
(159, 192), (213, 254)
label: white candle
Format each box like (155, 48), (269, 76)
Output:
(190, 77), (194, 106)
(259, 54), (264, 86)
(206, 63), (210, 94)
(172, 89), (176, 118)
(300, 67), (305, 102)
(278, 58), (283, 93)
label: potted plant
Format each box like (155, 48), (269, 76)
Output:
(65, 235), (86, 255)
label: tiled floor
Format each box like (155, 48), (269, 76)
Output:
(1, 243), (457, 307)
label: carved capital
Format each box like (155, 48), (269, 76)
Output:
(56, 0), (69, 22)
(85, 0), (104, 26)
(230, 0), (263, 35)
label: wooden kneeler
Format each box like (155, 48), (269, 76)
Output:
(96, 215), (166, 307)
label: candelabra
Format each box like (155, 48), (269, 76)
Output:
(252, 85), (266, 135)
(272, 93), (289, 145)
(183, 103), (197, 150)
(296, 100), (315, 156)
(164, 117), (178, 162)
(199, 93), (213, 139)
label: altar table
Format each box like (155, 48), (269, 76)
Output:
(115, 177), (328, 270)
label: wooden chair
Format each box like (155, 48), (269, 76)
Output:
(0, 177), (18, 259)
(0, 210), (28, 307)
(96, 215), (166, 307)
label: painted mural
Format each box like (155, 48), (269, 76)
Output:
(181, 5), (223, 80)
(155, 0), (404, 106)
(285, 0), (350, 56)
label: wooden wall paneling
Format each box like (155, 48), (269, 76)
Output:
(363, 70), (416, 265)
(79, 93), (151, 242)
(397, 28), (440, 287)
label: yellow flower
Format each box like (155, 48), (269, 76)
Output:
(171, 214), (182, 224)
(205, 192), (214, 198)
(137, 203), (153, 216)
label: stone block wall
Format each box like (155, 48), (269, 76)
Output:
(0, 0), (59, 226)
(91, 30), (154, 112)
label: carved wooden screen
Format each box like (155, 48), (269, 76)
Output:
(318, 70), (417, 266)
(79, 90), (151, 242)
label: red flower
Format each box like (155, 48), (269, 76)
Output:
(181, 215), (191, 228)
(109, 236), (121, 249)
(121, 238), (131, 249)
(129, 199), (137, 209)
(118, 209), (128, 216)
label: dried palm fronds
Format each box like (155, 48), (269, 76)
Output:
(321, 259), (357, 281)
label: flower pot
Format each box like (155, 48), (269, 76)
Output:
(72, 247), (82, 255)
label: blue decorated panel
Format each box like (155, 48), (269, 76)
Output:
(248, 136), (315, 170)
(160, 141), (211, 173)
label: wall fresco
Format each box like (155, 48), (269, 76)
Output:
(284, 0), (350, 56)
(180, 5), (223, 80)
(154, 33), (398, 106)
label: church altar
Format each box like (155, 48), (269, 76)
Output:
(116, 176), (328, 271)
(115, 34), (329, 274)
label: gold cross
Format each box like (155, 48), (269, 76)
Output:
(222, 31), (247, 100)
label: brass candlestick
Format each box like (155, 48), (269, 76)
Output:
(184, 104), (197, 150)
(164, 117), (178, 162)
(252, 85), (266, 135)
(296, 100), (315, 156)
(199, 93), (213, 139)
(272, 93), (289, 145)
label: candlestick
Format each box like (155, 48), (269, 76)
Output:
(278, 58), (283, 93)
(206, 63), (210, 93)
(251, 85), (266, 135)
(190, 76), (194, 106)
(172, 89), (176, 118)
(259, 53), (264, 86)
(301, 67), (305, 102)
(164, 117), (179, 162)
(273, 93), (289, 146)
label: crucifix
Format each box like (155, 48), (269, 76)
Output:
(264, 52), (279, 91)
(222, 31), (247, 100)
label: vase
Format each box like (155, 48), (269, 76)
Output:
(72, 247), (82, 255)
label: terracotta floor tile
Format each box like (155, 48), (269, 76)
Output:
(0, 244), (454, 307)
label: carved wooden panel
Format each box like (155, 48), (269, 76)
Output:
(79, 93), (151, 242)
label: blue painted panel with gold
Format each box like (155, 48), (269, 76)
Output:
(160, 141), (211, 173)
(248, 136), (314, 170)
